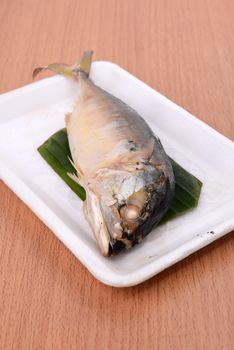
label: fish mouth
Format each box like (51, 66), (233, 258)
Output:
(102, 181), (173, 256)
(108, 240), (126, 255)
(84, 190), (141, 256)
(85, 171), (174, 256)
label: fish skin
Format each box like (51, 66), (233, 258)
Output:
(66, 75), (175, 255)
(33, 52), (175, 256)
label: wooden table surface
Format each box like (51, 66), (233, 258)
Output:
(0, 0), (234, 349)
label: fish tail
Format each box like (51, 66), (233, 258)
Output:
(73, 50), (93, 77)
(33, 50), (93, 80)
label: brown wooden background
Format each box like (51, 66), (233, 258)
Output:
(0, 0), (233, 349)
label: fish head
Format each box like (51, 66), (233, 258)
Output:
(84, 165), (174, 256)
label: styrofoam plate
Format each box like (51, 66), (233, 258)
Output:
(0, 61), (234, 287)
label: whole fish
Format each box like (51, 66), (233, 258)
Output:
(34, 51), (175, 256)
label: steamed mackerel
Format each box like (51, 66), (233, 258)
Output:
(34, 51), (175, 256)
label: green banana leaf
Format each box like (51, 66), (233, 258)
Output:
(38, 128), (202, 224)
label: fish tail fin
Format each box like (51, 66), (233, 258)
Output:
(73, 50), (93, 77)
(33, 63), (74, 80)
(32, 50), (93, 80)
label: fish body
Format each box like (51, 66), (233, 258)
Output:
(34, 51), (175, 256)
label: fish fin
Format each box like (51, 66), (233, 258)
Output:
(141, 137), (155, 161)
(33, 63), (75, 80)
(65, 112), (72, 126)
(68, 156), (84, 177)
(68, 156), (77, 170)
(72, 50), (93, 77)
(67, 172), (81, 185)
(32, 50), (93, 80)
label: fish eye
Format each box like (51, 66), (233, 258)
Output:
(120, 205), (141, 222)
(125, 206), (139, 221)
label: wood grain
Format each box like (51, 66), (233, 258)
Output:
(0, 0), (234, 349)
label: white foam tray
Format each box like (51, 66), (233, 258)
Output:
(0, 62), (234, 287)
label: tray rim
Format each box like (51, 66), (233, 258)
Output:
(0, 61), (234, 287)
